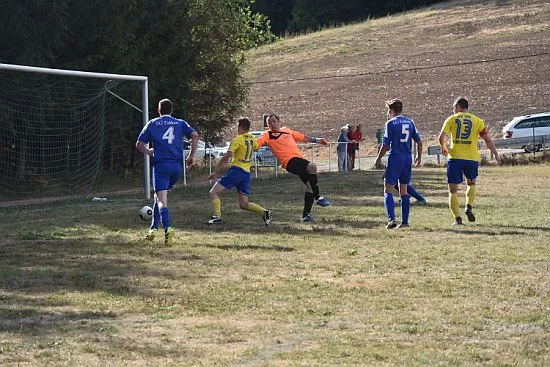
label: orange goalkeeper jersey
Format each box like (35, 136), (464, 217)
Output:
(256, 127), (305, 169)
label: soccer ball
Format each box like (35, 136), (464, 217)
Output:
(138, 206), (153, 221)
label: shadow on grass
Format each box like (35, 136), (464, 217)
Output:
(0, 308), (116, 333)
(476, 223), (550, 233)
(434, 227), (538, 236)
(0, 233), (206, 335)
(201, 243), (295, 252)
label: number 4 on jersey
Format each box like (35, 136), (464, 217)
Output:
(162, 126), (175, 144)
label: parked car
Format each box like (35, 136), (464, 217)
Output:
(502, 112), (550, 152)
(250, 131), (277, 166)
(184, 139), (227, 160)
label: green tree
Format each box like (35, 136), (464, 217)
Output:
(0, 0), (274, 179)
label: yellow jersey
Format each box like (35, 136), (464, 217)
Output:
(256, 127), (305, 169)
(229, 132), (257, 172)
(441, 112), (487, 161)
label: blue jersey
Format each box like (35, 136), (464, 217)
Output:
(383, 115), (421, 155)
(137, 115), (195, 164)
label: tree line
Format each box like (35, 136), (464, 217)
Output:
(0, 0), (446, 197)
(0, 0), (274, 142)
(252, 0), (446, 35)
(0, 0), (275, 196)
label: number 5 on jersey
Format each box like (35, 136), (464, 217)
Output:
(400, 124), (410, 142)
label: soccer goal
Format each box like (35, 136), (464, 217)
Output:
(0, 63), (151, 208)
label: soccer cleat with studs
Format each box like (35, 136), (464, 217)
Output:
(453, 217), (463, 226)
(145, 228), (158, 241)
(263, 210), (272, 226)
(397, 223), (409, 228)
(164, 227), (174, 247)
(204, 216), (222, 224)
(315, 196), (331, 207)
(300, 214), (316, 223)
(465, 205), (476, 222)
(386, 220), (398, 229)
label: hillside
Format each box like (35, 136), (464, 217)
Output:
(240, 0), (550, 150)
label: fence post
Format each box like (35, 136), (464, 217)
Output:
(532, 125), (536, 158)
(328, 142), (332, 172)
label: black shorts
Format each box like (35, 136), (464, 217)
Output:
(286, 157), (310, 185)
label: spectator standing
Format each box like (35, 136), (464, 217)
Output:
(337, 125), (350, 172)
(346, 124), (357, 171)
(353, 124), (365, 169)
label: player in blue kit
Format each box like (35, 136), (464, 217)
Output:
(374, 99), (423, 228)
(136, 98), (199, 246)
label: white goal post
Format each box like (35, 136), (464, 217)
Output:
(0, 63), (152, 202)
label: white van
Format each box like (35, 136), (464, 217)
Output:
(183, 139), (227, 160)
(502, 112), (550, 139)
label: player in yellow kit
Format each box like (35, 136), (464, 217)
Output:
(205, 117), (272, 226)
(438, 97), (501, 226)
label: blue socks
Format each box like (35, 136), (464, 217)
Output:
(400, 195), (410, 225)
(407, 185), (424, 202)
(384, 193), (395, 221)
(160, 207), (170, 230)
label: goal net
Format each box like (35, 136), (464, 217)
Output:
(0, 64), (149, 207)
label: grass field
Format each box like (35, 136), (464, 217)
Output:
(1, 165), (549, 366)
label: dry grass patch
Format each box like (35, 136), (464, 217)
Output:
(1, 165), (549, 365)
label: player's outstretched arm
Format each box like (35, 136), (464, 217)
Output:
(306, 136), (328, 145)
(186, 131), (199, 168)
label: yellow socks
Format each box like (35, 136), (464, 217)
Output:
(466, 184), (477, 207)
(212, 198), (221, 217)
(246, 202), (265, 215)
(449, 193), (460, 218)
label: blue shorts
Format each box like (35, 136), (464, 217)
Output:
(384, 154), (412, 186)
(153, 162), (182, 192)
(219, 166), (251, 196)
(447, 159), (478, 184)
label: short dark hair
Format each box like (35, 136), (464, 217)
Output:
(453, 97), (468, 109)
(158, 99), (173, 115)
(267, 114), (279, 122)
(238, 117), (251, 131)
(386, 99), (403, 114)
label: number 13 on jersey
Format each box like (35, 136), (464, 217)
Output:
(455, 118), (472, 139)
